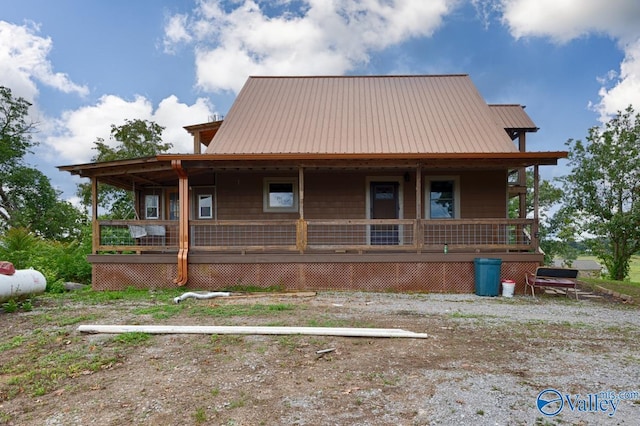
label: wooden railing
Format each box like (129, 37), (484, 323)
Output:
(95, 218), (537, 253)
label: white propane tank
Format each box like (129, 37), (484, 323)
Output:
(0, 269), (47, 302)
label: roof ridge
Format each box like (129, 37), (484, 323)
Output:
(248, 74), (469, 79)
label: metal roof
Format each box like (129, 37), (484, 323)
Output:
(206, 75), (521, 156)
(489, 104), (538, 132)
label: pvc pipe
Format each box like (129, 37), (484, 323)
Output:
(77, 324), (428, 339)
(173, 291), (231, 303)
(0, 269), (47, 302)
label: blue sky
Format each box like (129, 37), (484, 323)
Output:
(1, 0), (639, 202)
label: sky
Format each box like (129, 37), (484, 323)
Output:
(1, 0), (639, 203)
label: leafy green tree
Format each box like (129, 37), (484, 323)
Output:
(78, 119), (172, 217)
(2, 166), (87, 240)
(0, 86), (34, 173)
(561, 105), (640, 280)
(0, 86), (87, 238)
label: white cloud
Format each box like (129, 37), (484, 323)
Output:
(496, 0), (640, 120)
(595, 38), (640, 120)
(164, 0), (458, 93)
(163, 14), (193, 53)
(46, 94), (215, 165)
(0, 20), (88, 102)
(500, 0), (640, 43)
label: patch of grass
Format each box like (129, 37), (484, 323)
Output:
(134, 304), (185, 319)
(210, 334), (245, 347)
(0, 336), (24, 352)
(581, 277), (640, 302)
(1, 299), (18, 313)
(448, 311), (493, 319)
(0, 411), (12, 423)
(277, 335), (302, 350)
(53, 287), (184, 305)
(220, 284), (285, 293)
(227, 393), (246, 409)
(189, 303), (296, 318)
(112, 332), (151, 346)
(193, 407), (207, 424)
(0, 330), (121, 399)
(55, 314), (98, 327)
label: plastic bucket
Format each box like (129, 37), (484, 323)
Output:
(501, 280), (515, 297)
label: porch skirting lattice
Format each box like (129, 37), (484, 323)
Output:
(91, 255), (540, 294)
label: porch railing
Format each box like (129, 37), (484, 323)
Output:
(96, 220), (179, 252)
(95, 218), (536, 253)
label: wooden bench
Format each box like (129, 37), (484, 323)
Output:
(525, 267), (579, 299)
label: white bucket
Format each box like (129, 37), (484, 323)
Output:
(501, 280), (515, 297)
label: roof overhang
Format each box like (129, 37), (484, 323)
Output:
(183, 120), (223, 147)
(59, 151), (567, 190)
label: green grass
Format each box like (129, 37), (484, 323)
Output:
(219, 284), (285, 293)
(581, 278), (640, 301)
(0, 330), (122, 399)
(113, 332), (152, 346)
(575, 255), (640, 302)
(189, 303), (296, 318)
(46, 287), (186, 304)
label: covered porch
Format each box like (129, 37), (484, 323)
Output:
(61, 152), (560, 294)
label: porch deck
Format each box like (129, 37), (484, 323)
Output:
(90, 218), (541, 293)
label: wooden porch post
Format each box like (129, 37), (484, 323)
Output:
(518, 131), (527, 218)
(91, 177), (99, 254)
(193, 131), (201, 154)
(172, 160), (189, 285)
(415, 165), (423, 252)
(533, 165), (540, 251)
(297, 166), (307, 253)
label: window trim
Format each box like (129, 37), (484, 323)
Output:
(145, 194), (160, 219)
(198, 194), (213, 219)
(263, 178), (298, 213)
(424, 176), (460, 219)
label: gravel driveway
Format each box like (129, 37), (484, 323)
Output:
(2, 291), (639, 425)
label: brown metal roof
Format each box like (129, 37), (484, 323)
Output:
(206, 75), (520, 156)
(489, 104), (538, 132)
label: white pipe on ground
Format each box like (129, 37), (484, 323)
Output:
(173, 291), (231, 304)
(77, 324), (428, 339)
(0, 269), (47, 303)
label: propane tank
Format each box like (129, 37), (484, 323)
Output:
(0, 269), (47, 302)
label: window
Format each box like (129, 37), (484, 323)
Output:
(168, 190), (179, 220)
(145, 194), (159, 219)
(425, 177), (459, 219)
(198, 194), (213, 219)
(263, 178), (298, 212)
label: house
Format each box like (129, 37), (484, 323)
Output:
(59, 75), (567, 293)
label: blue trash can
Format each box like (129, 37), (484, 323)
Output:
(474, 258), (502, 296)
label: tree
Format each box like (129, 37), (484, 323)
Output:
(0, 86), (35, 173)
(561, 106), (640, 280)
(77, 119), (172, 217)
(0, 86), (87, 239)
(3, 167), (87, 240)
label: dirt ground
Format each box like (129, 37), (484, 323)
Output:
(1, 290), (639, 425)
